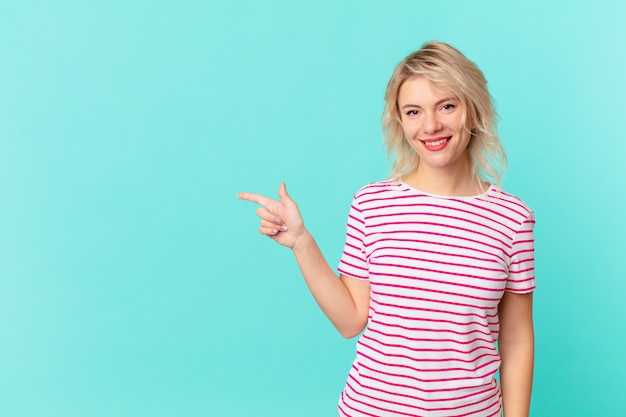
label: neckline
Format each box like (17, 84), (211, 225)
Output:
(396, 180), (495, 200)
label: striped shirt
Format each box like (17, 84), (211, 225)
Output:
(337, 180), (535, 417)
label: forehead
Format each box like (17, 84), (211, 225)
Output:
(398, 75), (457, 104)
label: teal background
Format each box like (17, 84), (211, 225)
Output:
(1, 1), (624, 416)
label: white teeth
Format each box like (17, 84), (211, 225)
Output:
(424, 138), (447, 146)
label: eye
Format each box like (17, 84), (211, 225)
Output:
(405, 109), (419, 116)
(441, 103), (456, 112)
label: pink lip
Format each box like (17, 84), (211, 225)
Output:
(421, 136), (450, 151)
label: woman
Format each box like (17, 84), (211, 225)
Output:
(239, 41), (534, 417)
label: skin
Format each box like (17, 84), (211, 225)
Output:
(498, 291), (534, 417)
(238, 183), (370, 338)
(397, 75), (479, 196)
(239, 75), (534, 416)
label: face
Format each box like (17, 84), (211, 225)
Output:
(397, 76), (471, 174)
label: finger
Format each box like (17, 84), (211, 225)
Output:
(261, 219), (288, 231)
(278, 182), (294, 205)
(256, 207), (284, 224)
(259, 225), (280, 236)
(238, 192), (273, 206)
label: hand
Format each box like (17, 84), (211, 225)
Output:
(238, 182), (306, 249)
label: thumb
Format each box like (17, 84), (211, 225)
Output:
(278, 182), (294, 205)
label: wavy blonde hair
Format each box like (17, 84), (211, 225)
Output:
(382, 41), (507, 186)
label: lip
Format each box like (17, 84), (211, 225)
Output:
(420, 136), (451, 151)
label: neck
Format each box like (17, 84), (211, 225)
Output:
(402, 157), (485, 197)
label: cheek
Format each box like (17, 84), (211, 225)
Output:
(405, 136), (422, 154)
(401, 121), (419, 139)
(459, 130), (472, 148)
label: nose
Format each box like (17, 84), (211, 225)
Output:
(422, 111), (442, 134)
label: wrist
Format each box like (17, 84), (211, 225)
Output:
(291, 229), (313, 253)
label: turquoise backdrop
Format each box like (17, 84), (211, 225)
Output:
(1, 1), (625, 416)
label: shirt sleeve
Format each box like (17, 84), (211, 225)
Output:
(337, 197), (368, 280)
(506, 211), (536, 293)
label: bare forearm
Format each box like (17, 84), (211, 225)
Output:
(238, 185), (367, 337)
(292, 230), (366, 337)
(499, 340), (534, 417)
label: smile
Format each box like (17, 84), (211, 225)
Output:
(421, 136), (450, 150)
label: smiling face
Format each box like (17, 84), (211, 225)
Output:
(398, 76), (472, 176)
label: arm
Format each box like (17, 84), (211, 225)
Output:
(239, 183), (370, 338)
(498, 291), (534, 417)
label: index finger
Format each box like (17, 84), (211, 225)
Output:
(238, 192), (273, 206)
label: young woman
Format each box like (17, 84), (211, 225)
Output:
(239, 41), (534, 417)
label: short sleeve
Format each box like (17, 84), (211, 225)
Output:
(337, 197), (368, 280)
(506, 212), (536, 293)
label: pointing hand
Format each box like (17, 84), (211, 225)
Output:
(238, 182), (306, 249)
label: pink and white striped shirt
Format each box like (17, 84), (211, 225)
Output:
(337, 180), (535, 417)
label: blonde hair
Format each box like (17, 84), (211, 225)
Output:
(382, 41), (507, 186)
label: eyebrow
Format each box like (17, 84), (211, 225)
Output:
(400, 97), (458, 110)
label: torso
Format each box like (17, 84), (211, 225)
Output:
(337, 180), (534, 417)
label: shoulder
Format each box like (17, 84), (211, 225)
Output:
(352, 179), (405, 203)
(485, 185), (534, 222)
